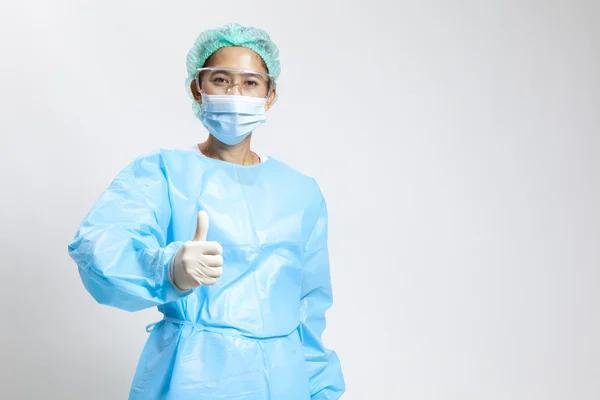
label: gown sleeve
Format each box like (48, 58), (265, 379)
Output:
(68, 151), (191, 312)
(298, 181), (346, 399)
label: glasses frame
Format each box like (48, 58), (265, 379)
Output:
(195, 67), (275, 98)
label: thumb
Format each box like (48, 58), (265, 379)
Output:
(193, 210), (209, 241)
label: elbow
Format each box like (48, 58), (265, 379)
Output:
(78, 264), (156, 313)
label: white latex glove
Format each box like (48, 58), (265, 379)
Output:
(170, 211), (224, 291)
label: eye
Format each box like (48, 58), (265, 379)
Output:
(212, 76), (229, 85)
(244, 79), (260, 87)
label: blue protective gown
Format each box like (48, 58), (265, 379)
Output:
(68, 149), (345, 400)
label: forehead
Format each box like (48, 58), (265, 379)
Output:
(203, 46), (268, 73)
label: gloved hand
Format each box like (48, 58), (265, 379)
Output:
(171, 211), (224, 291)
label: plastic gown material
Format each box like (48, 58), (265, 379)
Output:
(68, 149), (345, 400)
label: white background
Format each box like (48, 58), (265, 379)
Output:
(1, 1), (599, 399)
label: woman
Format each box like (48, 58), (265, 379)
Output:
(68, 23), (345, 399)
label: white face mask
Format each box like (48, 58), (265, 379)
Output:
(199, 93), (267, 145)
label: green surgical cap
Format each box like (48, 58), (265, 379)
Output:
(185, 23), (281, 118)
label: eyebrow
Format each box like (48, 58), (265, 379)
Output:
(208, 70), (268, 82)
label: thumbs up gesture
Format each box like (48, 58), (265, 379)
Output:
(171, 211), (224, 291)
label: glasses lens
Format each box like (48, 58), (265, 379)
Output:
(197, 68), (273, 97)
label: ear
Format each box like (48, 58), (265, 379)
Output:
(190, 80), (202, 104)
(265, 88), (277, 111)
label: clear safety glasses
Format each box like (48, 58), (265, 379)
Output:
(196, 67), (275, 98)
